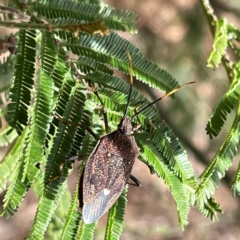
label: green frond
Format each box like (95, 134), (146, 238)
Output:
(40, 31), (57, 75)
(206, 65), (240, 138)
(151, 123), (196, 182)
(31, 0), (138, 33)
(197, 197), (222, 221)
(21, 69), (54, 183)
(44, 85), (85, 184)
(51, 50), (70, 92)
(105, 186), (128, 240)
(76, 221), (97, 240)
(47, 77), (76, 144)
(0, 54), (15, 93)
(0, 0), (205, 235)
(46, 187), (72, 240)
(27, 85), (86, 239)
(6, 30), (36, 134)
(227, 23), (240, 42)
(87, 71), (163, 124)
(26, 182), (68, 240)
(1, 157), (29, 217)
(0, 127), (28, 194)
(92, 85), (166, 137)
(60, 172), (83, 240)
(231, 160), (240, 197)
(66, 33), (179, 93)
(0, 126), (18, 147)
(91, 88), (127, 130)
(47, 50), (71, 136)
(17, 30), (57, 185)
(68, 109), (94, 157)
(79, 129), (98, 162)
(76, 56), (114, 75)
(136, 132), (190, 229)
(197, 105), (240, 207)
(93, 88), (126, 114)
(207, 18), (228, 69)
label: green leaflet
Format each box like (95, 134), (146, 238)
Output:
(136, 132), (190, 229)
(46, 187), (72, 240)
(1, 65), (55, 216)
(0, 54), (15, 93)
(206, 63), (240, 138)
(27, 86), (86, 239)
(207, 18), (228, 69)
(104, 186), (128, 240)
(197, 103), (240, 215)
(0, 127), (28, 194)
(21, 32), (57, 183)
(31, 0), (138, 34)
(232, 161), (240, 197)
(60, 171), (83, 240)
(65, 32), (178, 93)
(198, 197), (222, 221)
(0, 126), (18, 147)
(76, 222), (97, 240)
(151, 123), (195, 181)
(6, 30), (36, 134)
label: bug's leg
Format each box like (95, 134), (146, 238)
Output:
(91, 86), (109, 133)
(47, 116), (98, 184)
(133, 102), (143, 127)
(127, 174), (141, 187)
(54, 113), (99, 140)
(46, 161), (66, 184)
(78, 167), (85, 211)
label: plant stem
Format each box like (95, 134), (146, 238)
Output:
(0, 21), (109, 36)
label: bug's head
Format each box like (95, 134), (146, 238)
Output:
(118, 117), (133, 135)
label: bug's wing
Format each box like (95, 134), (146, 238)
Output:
(83, 140), (108, 204)
(82, 131), (139, 224)
(82, 188), (109, 224)
(82, 153), (132, 224)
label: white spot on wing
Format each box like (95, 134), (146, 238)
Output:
(104, 188), (110, 195)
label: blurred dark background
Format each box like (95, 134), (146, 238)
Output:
(1, 0), (240, 239)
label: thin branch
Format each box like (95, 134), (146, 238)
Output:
(0, 20), (109, 36)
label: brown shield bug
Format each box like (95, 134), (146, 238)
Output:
(80, 51), (194, 224)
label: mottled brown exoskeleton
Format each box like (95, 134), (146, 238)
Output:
(81, 51), (194, 224)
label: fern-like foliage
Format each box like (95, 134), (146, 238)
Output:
(232, 161), (240, 197)
(206, 63), (240, 138)
(66, 32), (179, 93)
(198, 197), (222, 221)
(0, 126), (18, 147)
(30, 0), (138, 33)
(76, 221), (97, 240)
(104, 186), (128, 240)
(1, 0), (230, 239)
(0, 127), (28, 193)
(199, 0), (240, 219)
(6, 30), (36, 134)
(204, 16), (240, 139)
(60, 172), (82, 240)
(136, 131), (192, 228)
(207, 19), (228, 69)
(0, 54), (15, 93)
(197, 105), (240, 215)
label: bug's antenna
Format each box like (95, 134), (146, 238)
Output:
(123, 48), (134, 118)
(131, 81), (195, 120)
